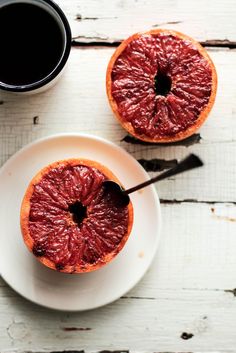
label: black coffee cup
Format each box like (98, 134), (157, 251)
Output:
(0, 0), (71, 93)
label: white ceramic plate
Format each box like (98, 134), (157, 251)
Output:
(0, 133), (161, 311)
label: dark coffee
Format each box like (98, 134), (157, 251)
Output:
(0, 2), (64, 86)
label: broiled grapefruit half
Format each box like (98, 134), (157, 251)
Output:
(20, 159), (133, 273)
(106, 29), (217, 143)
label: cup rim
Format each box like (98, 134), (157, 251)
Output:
(0, 0), (72, 92)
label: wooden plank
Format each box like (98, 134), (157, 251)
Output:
(0, 48), (235, 202)
(1, 203), (236, 351)
(0, 287), (236, 351)
(54, 0), (236, 44)
(126, 142), (236, 202)
(0, 48), (234, 146)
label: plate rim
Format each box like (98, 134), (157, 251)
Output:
(0, 133), (162, 311)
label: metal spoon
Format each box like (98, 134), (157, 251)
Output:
(102, 154), (203, 207)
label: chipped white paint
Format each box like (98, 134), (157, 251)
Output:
(211, 203), (236, 222)
(55, 0), (236, 43)
(1, 0), (236, 352)
(7, 321), (28, 341)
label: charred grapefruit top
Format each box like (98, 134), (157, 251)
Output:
(106, 29), (217, 142)
(20, 159), (133, 273)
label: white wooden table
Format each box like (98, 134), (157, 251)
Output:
(0, 0), (236, 351)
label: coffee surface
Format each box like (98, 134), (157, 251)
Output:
(0, 2), (64, 86)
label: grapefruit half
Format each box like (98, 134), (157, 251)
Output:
(20, 159), (133, 273)
(106, 29), (217, 142)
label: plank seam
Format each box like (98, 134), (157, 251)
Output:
(160, 199), (236, 205)
(71, 39), (236, 49)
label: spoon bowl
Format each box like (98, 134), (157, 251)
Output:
(102, 180), (130, 207)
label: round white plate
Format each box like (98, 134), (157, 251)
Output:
(0, 133), (161, 311)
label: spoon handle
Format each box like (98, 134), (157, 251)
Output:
(125, 154), (203, 195)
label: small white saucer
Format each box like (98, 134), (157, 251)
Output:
(0, 134), (161, 311)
